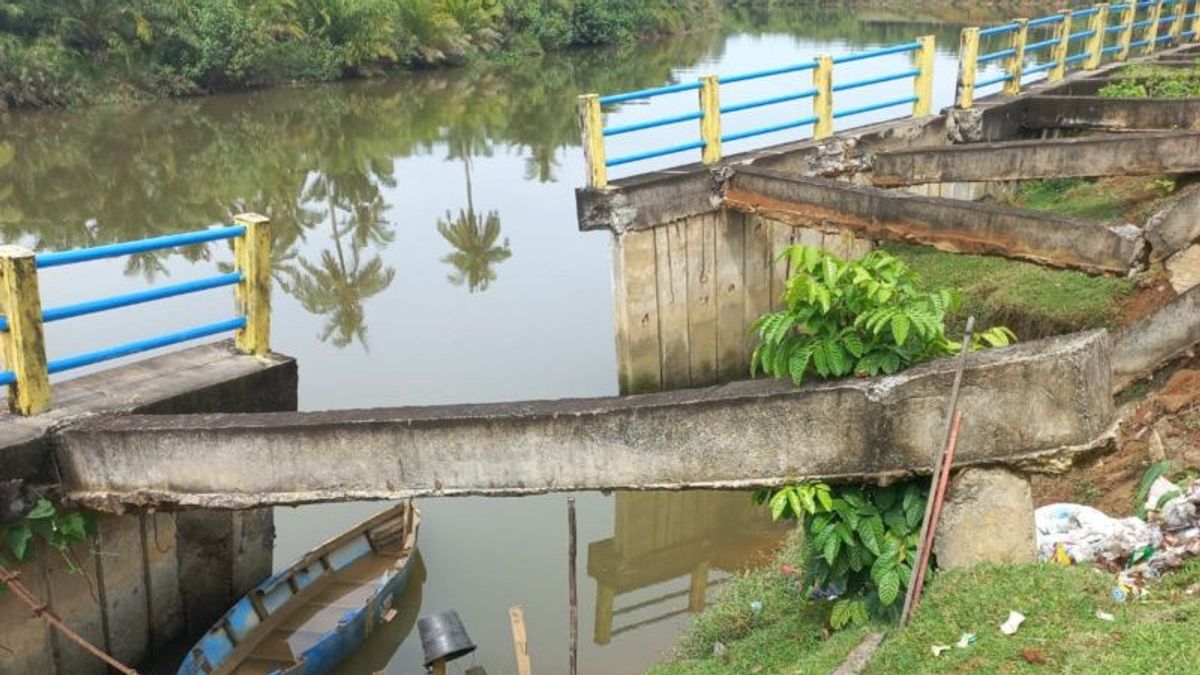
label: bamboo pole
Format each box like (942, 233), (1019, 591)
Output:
(509, 605), (533, 675)
(567, 497), (578, 675)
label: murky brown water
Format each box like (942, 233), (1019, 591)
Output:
(0, 8), (977, 673)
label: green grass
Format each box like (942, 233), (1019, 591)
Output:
(1010, 178), (1124, 221)
(884, 244), (1135, 340)
(1099, 63), (1200, 99)
(653, 535), (1200, 675)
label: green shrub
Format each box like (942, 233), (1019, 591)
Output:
(171, 0), (270, 90)
(0, 35), (89, 108)
(1099, 63), (1200, 98)
(750, 245), (1014, 385)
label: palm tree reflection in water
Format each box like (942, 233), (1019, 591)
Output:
(437, 154), (511, 293)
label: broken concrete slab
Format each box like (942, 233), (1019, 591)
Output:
(870, 132), (1200, 187)
(727, 168), (1144, 274)
(1166, 245), (1200, 294)
(1145, 183), (1200, 261)
(933, 467), (1037, 569)
(1112, 283), (1200, 389)
(1022, 95), (1200, 131)
(55, 331), (1114, 510)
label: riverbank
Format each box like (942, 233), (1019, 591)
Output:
(650, 526), (1200, 674)
(0, 0), (720, 110)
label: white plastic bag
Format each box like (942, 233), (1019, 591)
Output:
(1035, 503), (1159, 564)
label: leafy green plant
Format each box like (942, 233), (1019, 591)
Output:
(754, 481), (928, 627)
(750, 245), (1015, 385)
(1, 498), (96, 592)
(1099, 63), (1200, 99)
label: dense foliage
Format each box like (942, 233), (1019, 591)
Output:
(755, 481), (928, 626)
(750, 245), (1015, 385)
(1098, 63), (1200, 98)
(0, 0), (717, 108)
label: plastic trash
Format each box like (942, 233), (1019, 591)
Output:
(1035, 503), (1159, 564)
(749, 600), (763, 615)
(1096, 610), (1115, 621)
(930, 644), (951, 657)
(1145, 476), (1180, 514)
(955, 633), (977, 649)
(1000, 611), (1025, 635)
(713, 641), (728, 660)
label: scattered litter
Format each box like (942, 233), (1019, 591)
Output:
(930, 644), (951, 657)
(955, 633), (977, 649)
(749, 600), (763, 615)
(1050, 542), (1073, 567)
(1035, 503), (1159, 565)
(1096, 610), (1115, 621)
(712, 641), (727, 661)
(779, 564), (800, 576)
(1145, 476), (1179, 514)
(1000, 610), (1025, 635)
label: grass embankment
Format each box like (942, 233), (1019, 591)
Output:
(884, 243), (1135, 340)
(0, 0), (717, 109)
(1099, 63), (1200, 98)
(652, 528), (1200, 675)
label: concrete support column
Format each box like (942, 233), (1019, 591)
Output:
(176, 509), (274, 635)
(932, 467), (1036, 569)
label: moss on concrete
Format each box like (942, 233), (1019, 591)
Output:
(1000, 175), (1183, 224)
(884, 243), (1135, 341)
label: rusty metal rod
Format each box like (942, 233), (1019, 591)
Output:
(568, 497), (578, 675)
(900, 316), (974, 626)
(908, 411), (964, 616)
(0, 564), (140, 674)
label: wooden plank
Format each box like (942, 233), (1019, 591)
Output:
(742, 214), (773, 363)
(714, 212), (746, 382)
(509, 605), (533, 675)
(612, 231), (662, 395)
(686, 215), (718, 386)
(656, 222), (691, 389)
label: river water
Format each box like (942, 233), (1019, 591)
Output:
(1, 8), (979, 674)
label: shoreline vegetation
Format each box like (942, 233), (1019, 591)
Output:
(0, 0), (1078, 111)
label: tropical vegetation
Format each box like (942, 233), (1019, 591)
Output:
(0, 0), (719, 108)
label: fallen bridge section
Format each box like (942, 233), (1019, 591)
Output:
(1021, 95), (1200, 132)
(727, 168), (1143, 274)
(870, 131), (1200, 187)
(57, 331), (1114, 510)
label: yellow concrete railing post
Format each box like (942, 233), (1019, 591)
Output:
(1049, 10), (1073, 80)
(1117, 1), (1136, 59)
(0, 246), (50, 415)
(1085, 4), (1110, 69)
(233, 213), (271, 357)
(1192, 0), (1200, 41)
(1144, 0), (1164, 54)
(813, 55), (834, 139)
(699, 75), (722, 165)
(1003, 19), (1029, 96)
(912, 35), (936, 116)
(1171, 0), (1187, 42)
(577, 94), (607, 189)
(955, 27), (980, 109)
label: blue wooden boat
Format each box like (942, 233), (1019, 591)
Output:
(176, 501), (420, 675)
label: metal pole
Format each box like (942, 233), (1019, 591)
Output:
(899, 316), (975, 626)
(568, 497), (578, 675)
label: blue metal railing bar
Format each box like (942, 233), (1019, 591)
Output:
(721, 116), (819, 143)
(720, 89), (818, 115)
(1111, 2), (1133, 9)
(0, 370), (13, 387)
(1107, 23), (1129, 32)
(978, 48), (1017, 64)
(831, 41), (921, 64)
(0, 272), (243, 332)
(1029, 15), (1066, 28)
(47, 317), (247, 375)
(1103, 44), (1123, 53)
(599, 81), (701, 106)
(1025, 37), (1060, 51)
(1022, 61), (1057, 75)
(605, 140), (706, 167)
(1132, 19), (1155, 28)
(832, 95), (918, 119)
(1159, 14), (1179, 23)
(831, 69), (919, 93)
(1136, 0), (1159, 7)
(1069, 29), (1097, 41)
(719, 62), (817, 85)
(977, 72), (1014, 87)
(1065, 52), (1090, 64)
(1073, 6), (1101, 17)
(35, 226), (245, 269)
(980, 23), (1021, 38)
(604, 111), (703, 137)
(1130, 38), (1151, 47)
(1156, 32), (1174, 41)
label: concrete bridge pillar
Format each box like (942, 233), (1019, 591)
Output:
(933, 467), (1037, 569)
